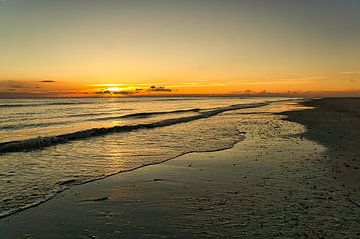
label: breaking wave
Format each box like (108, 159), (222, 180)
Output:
(95, 108), (201, 120)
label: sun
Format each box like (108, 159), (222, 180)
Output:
(107, 87), (121, 92)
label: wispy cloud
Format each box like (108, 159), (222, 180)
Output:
(341, 71), (360, 74)
(169, 82), (226, 88)
(87, 83), (165, 87)
(228, 89), (360, 97)
(95, 89), (135, 95)
(39, 80), (57, 83)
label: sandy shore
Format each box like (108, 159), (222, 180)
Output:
(0, 98), (359, 238)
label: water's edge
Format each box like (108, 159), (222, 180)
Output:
(0, 134), (245, 219)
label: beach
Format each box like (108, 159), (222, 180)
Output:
(2, 0), (360, 238)
(0, 98), (359, 238)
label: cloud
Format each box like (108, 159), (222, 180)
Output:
(94, 85), (173, 95)
(341, 71), (360, 74)
(95, 89), (136, 95)
(1, 80), (29, 91)
(339, 72), (360, 83)
(8, 83), (25, 89)
(95, 90), (113, 94)
(111, 91), (134, 95)
(147, 86), (172, 92)
(1, 80), (58, 92)
(227, 89), (360, 97)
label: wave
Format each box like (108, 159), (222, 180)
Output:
(0, 108), (201, 131)
(149, 98), (200, 102)
(0, 104), (41, 108)
(0, 121), (75, 130)
(95, 108), (201, 120)
(0, 102), (268, 154)
(67, 112), (113, 118)
(149, 97), (248, 102)
(63, 108), (133, 119)
(0, 101), (93, 108)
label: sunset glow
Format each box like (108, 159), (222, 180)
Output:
(0, 0), (359, 97)
(107, 87), (122, 93)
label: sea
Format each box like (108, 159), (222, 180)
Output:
(0, 97), (297, 218)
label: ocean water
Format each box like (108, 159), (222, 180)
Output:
(0, 97), (294, 217)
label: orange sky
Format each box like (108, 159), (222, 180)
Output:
(0, 0), (359, 97)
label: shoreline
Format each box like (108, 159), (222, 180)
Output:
(0, 135), (244, 220)
(1, 98), (359, 238)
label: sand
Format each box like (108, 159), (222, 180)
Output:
(0, 98), (359, 238)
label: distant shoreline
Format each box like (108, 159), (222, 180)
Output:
(0, 95), (301, 99)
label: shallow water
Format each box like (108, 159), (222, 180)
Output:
(0, 97), (294, 217)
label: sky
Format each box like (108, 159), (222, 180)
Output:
(0, 0), (359, 97)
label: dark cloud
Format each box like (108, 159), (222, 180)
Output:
(5, 80), (27, 90)
(148, 86), (172, 92)
(95, 90), (111, 94)
(94, 87), (150, 96)
(112, 91), (133, 95)
(95, 89), (135, 95)
(39, 80), (56, 83)
(8, 84), (24, 89)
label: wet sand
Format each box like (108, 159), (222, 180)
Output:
(284, 98), (360, 196)
(0, 98), (359, 238)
